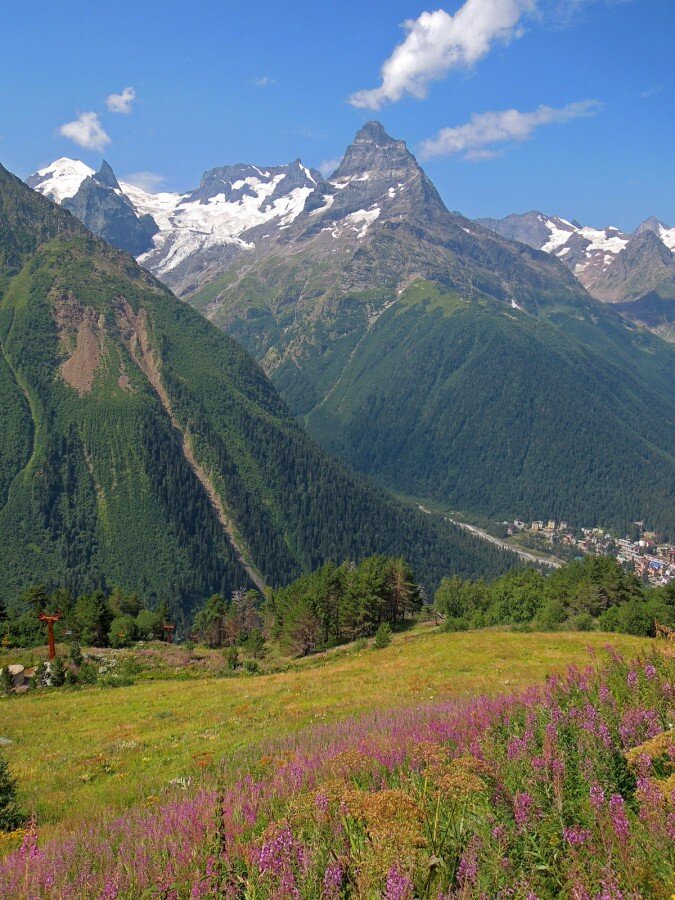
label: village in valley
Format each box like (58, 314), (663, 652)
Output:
(505, 518), (675, 586)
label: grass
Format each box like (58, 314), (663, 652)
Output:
(0, 628), (649, 838)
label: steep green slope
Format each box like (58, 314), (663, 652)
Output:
(188, 125), (675, 538)
(0, 164), (512, 613)
(305, 281), (675, 536)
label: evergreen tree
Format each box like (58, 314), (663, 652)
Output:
(0, 754), (23, 831)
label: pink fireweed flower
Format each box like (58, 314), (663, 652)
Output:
(514, 791), (534, 829)
(100, 879), (118, 900)
(590, 783), (605, 813)
(609, 794), (630, 843)
(627, 671), (638, 689)
(644, 664), (657, 680)
(314, 792), (329, 814)
(322, 860), (344, 897)
(385, 865), (413, 900)
(563, 825), (591, 846)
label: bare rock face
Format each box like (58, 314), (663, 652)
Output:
(586, 229), (675, 303)
(62, 162), (159, 256)
(478, 211), (675, 322)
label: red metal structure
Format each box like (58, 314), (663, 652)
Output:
(39, 613), (61, 660)
(163, 623), (176, 644)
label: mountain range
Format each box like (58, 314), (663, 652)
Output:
(26, 123), (675, 538)
(476, 211), (675, 341)
(1, 161), (516, 615)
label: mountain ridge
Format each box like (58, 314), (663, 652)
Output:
(1, 160), (514, 613)
(24, 126), (675, 537)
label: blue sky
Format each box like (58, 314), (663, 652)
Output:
(1, 0), (672, 229)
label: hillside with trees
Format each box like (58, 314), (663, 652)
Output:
(0, 163), (513, 619)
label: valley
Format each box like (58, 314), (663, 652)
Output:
(27, 124), (675, 542)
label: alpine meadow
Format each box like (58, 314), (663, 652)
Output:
(1, 1), (674, 898)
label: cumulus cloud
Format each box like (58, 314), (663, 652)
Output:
(349, 0), (537, 109)
(122, 171), (166, 192)
(318, 158), (342, 177)
(420, 99), (601, 159)
(107, 87), (136, 114)
(251, 76), (277, 88)
(59, 112), (111, 152)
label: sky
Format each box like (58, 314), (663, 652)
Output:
(1, 0), (672, 230)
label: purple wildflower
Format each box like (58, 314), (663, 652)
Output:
(627, 671), (638, 689)
(563, 825), (591, 846)
(590, 783), (605, 813)
(322, 860), (344, 897)
(609, 794), (630, 844)
(644, 664), (657, 680)
(385, 865), (413, 900)
(514, 791), (534, 829)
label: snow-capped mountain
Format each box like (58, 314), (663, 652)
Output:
(28, 157), (324, 295)
(476, 210), (675, 303)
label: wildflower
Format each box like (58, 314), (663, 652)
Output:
(385, 865), (413, 900)
(563, 825), (591, 846)
(457, 838), (481, 885)
(609, 794), (630, 843)
(322, 860), (344, 897)
(644, 664), (657, 680)
(100, 879), (118, 900)
(514, 791), (534, 829)
(590, 783), (605, 813)
(314, 792), (329, 815)
(435, 771), (487, 800)
(345, 789), (424, 850)
(627, 671), (638, 689)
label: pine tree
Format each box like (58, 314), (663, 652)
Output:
(0, 754), (23, 831)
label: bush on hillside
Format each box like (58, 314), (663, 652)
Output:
(108, 615), (138, 649)
(0, 755), (23, 832)
(373, 622), (392, 649)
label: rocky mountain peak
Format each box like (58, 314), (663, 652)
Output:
(634, 215), (669, 236)
(93, 160), (121, 191)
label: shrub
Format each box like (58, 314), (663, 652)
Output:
(225, 646), (239, 670)
(0, 754), (23, 832)
(441, 616), (470, 633)
(0, 669), (13, 696)
(108, 615), (138, 648)
(243, 629), (266, 659)
(77, 662), (98, 685)
(243, 659), (260, 674)
(536, 598), (567, 630)
(566, 611), (595, 632)
(135, 609), (163, 642)
(69, 641), (83, 667)
(373, 622), (392, 649)
(51, 657), (66, 687)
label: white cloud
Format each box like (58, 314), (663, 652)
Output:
(59, 112), (111, 152)
(107, 87), (136, 114)
(640, 85), (663, 100)
(251, 76), (277, 88)
(122, 171), (166, 192)
(420, 99), (601, 159)
(318, 158), (342, 177)
(349, 0), (537, 110)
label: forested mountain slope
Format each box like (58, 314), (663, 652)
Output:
(0, 163), (512, 615)
(189, 126), (675, 537)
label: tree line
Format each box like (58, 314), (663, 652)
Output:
(188, 555), (422, 657)
(1, 585), (173, 650)
(434, 555), (675, 636)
